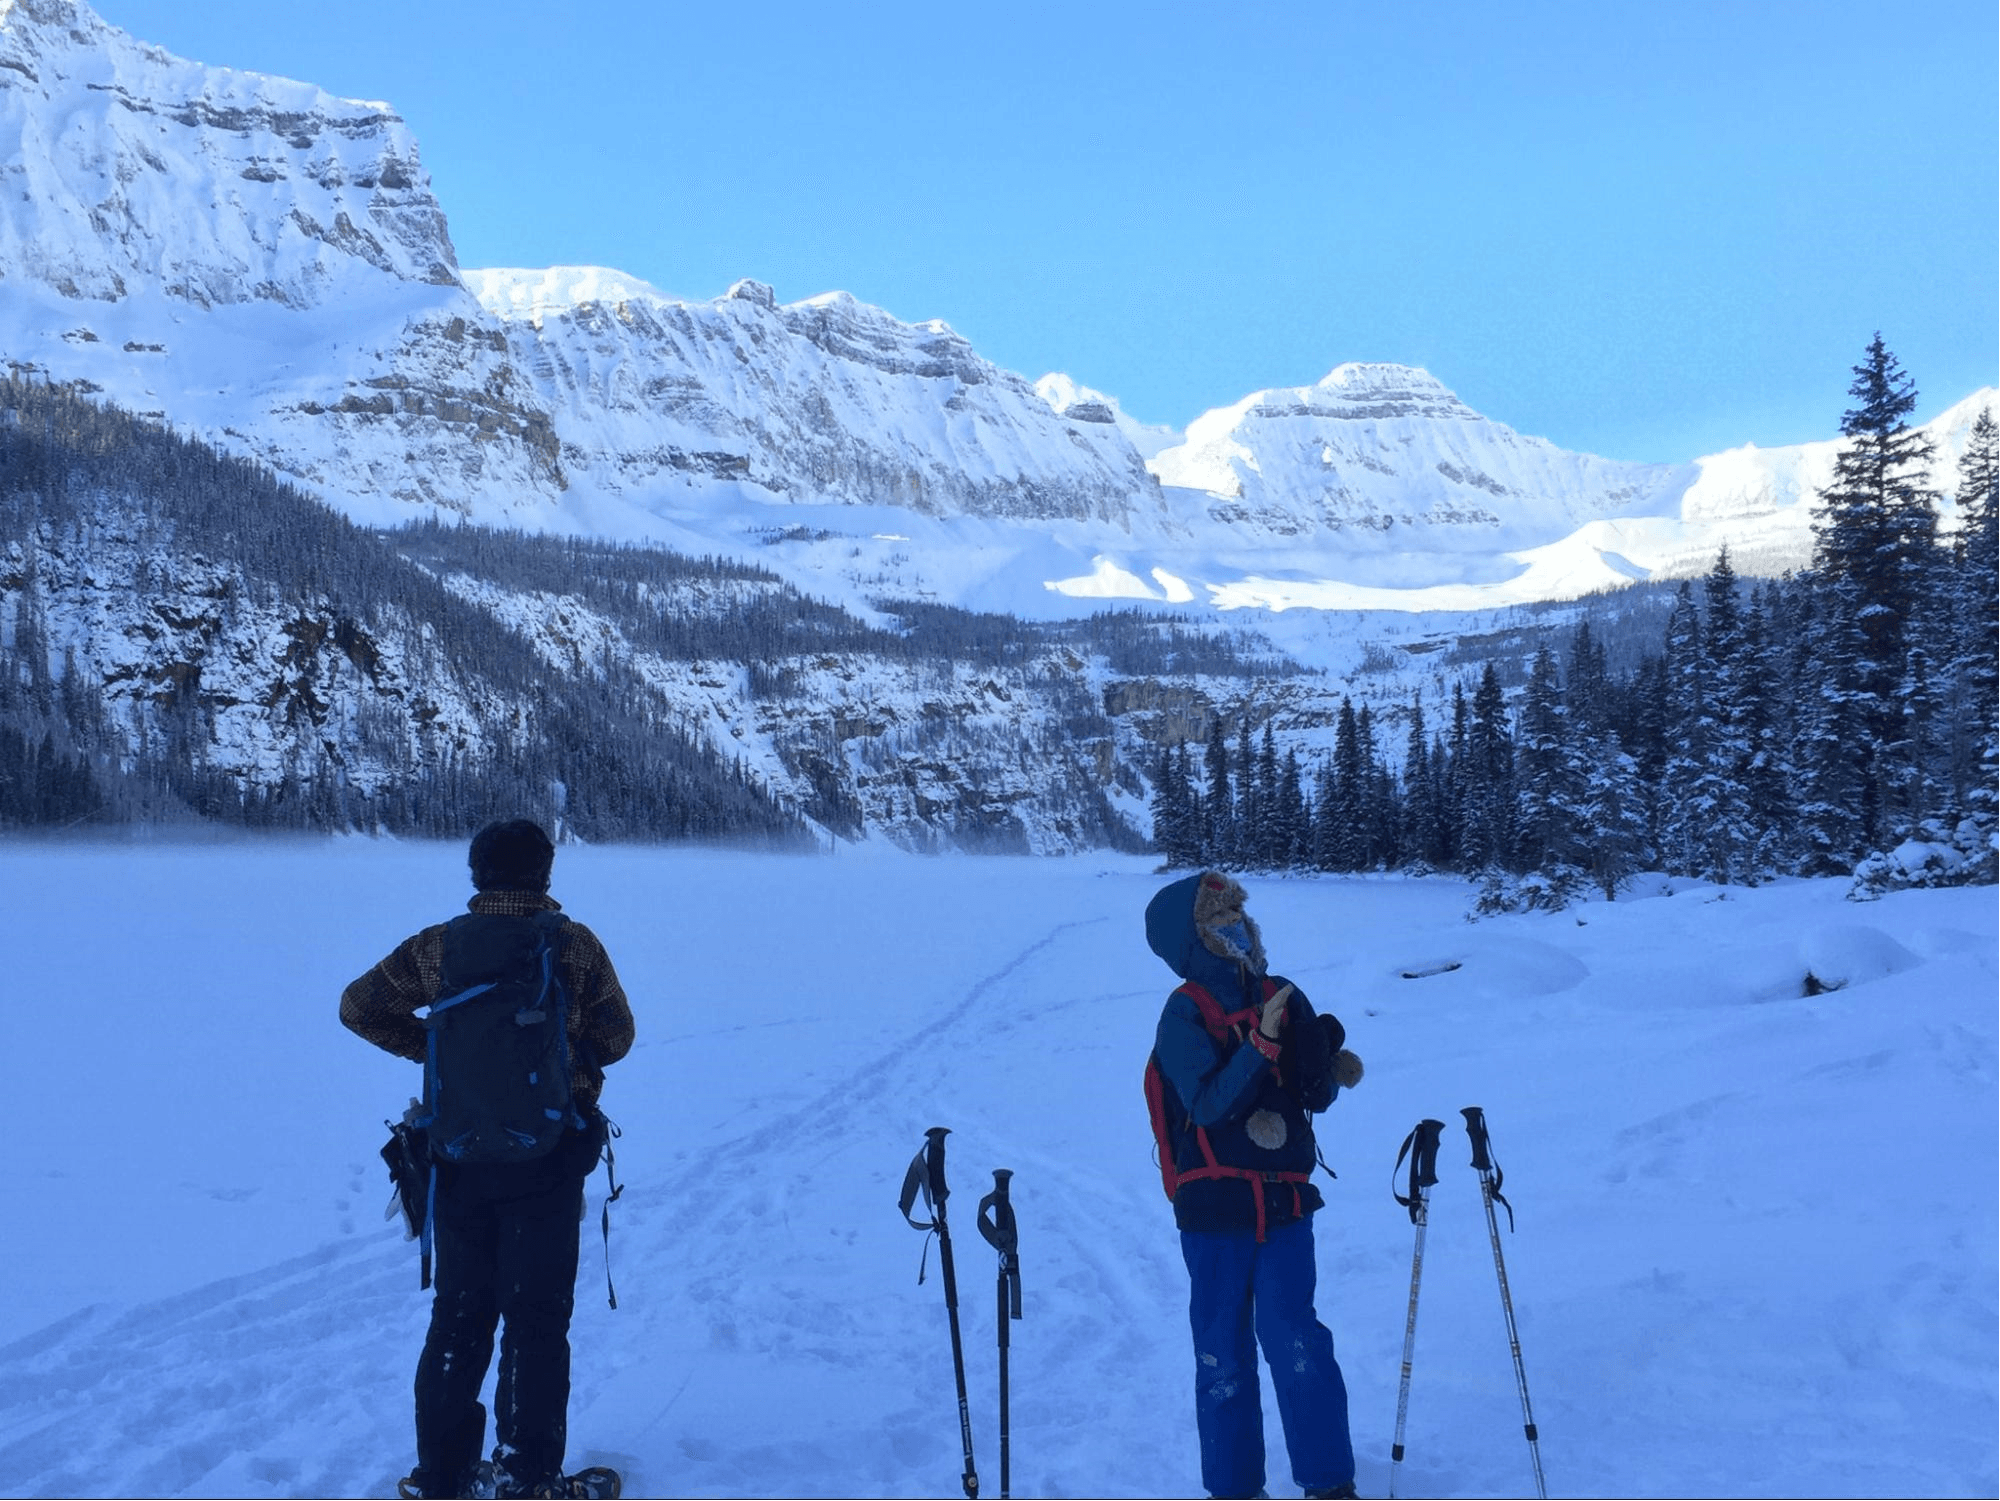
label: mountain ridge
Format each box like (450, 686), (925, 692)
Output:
(1, 0), (1991, 620)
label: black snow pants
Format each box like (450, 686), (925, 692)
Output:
(410, 1144), (588, 1497)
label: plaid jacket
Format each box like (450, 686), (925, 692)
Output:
(340, 890), (635, 1110)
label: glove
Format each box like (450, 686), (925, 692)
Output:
(1258, 982), (1294, 1040)
(1333, 1049), (1364, 1088)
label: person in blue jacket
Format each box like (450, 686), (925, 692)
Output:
(1146, 870), (1365, 1501)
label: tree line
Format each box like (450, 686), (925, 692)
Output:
(1152, 336), (1998, 899)
(0, 375), (1304, 846)
(0, 375), (811, 844)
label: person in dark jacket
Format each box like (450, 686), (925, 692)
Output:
(343, 820), (635, 1501)
(1146, 870), (1364, 1501)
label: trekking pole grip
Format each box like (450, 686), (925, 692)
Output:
(978, 1170), (1017, 1249)
(1412, 1118), (1444, 1188)
(925, 1126), (951, 1207)
(1461, 1106), (1493, 1173)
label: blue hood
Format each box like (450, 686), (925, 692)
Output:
(1146, 872), (1251, 999)
(1145, 873), (1206, 979)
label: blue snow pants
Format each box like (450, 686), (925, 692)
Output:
(1180, 1216), (1355, 1500)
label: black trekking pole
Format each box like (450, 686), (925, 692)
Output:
(898, 1126), (979, 1498)
(1460, 1106), (1547, 1500)
(976, 1169), (1023, 1500)
(1388, 1119), (1445, 1500)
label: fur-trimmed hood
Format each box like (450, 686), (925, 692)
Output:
(1145, 870), (1269, 983)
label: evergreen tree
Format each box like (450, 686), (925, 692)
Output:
(1656, 582), (1710, 876)
(1427, 732), (1455, 870)
(1203, 716), (1233, 865)
(1355, 704), (1395, 868)
(1580, 731), (1651, 900)
(1810, 334), (1941, 842)
(1257, 722), (1282, 867)
(1514, 645), (1579, 874)
(1948, 406), (1999, 818)
(1441, 683), (1470, 870)
(1329, 697), (1365, 870)
(1402, 694), (1441, 867)
(1790, 579), (1870, 871)
(1276, 747), (1306, 870)
(1567, 618), (1611, 740)
(1462, 665), (1514, 870)
(1739, 583), (1796, 873)
(1235, 717), (1259, 866)
(1150, 743), (1196, 867)
(1695, 549), (1759, 882)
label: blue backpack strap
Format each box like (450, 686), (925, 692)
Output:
(527, 910), (586, 1130)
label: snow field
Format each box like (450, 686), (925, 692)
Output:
(0, 842), (1994, 1498)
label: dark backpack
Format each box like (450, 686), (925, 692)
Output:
(416, 909), (581, 1164)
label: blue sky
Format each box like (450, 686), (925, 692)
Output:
(99, 0), (1996, 464)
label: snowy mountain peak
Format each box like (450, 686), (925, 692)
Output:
(0, 0), (110, 50)
(461, 265), (684, 326)
(1314, 361), (1451, 393)
(1036, 372), (1183, 459)
(1143, 362), (1691, 570)
(1265, 362), (1482, 423)
(0, 0), (454, 307)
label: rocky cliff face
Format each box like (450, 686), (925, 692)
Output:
(0, 0), (565, 519)
(0, 0), (457, 306)
(3, 504), (501, 805)
(465, 268), (1166, 527)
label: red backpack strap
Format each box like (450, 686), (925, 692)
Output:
(1176, 980), (1261, 1037)
(1167, 979), (1308, 1242)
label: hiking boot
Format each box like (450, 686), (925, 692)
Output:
(1304, 1484), (1360, 1499)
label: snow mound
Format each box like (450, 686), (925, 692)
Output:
(1798, 923), (1920, 993)
(1357, 933), (1588, 1008)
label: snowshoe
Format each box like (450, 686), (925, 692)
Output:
(395, 1462), (496, 1500)
(495, 1467), (620, 1500)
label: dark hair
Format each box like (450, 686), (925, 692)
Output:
(468, 819), (556, 893)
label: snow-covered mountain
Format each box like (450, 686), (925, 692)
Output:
(1082, 380), (1993, 613)
(2, 0), (1992, 623)
(1035, 371), (1183, 459)
(1149, 362), (1692, 541)
(0, 0), (567, 522)
(0, 0), (1168, 539)
(463, 267), (1163, 528)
